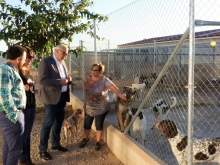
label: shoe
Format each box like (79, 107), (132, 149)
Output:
(95, 142), (101, 151)
(39, 152), (52, 160)
(79, 138), (89, 148)
(51, 145), (68, 152)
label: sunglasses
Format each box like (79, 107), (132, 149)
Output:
(28, 56), (34, 59)
(91, 68), (99, 72)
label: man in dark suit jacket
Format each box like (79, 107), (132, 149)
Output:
(38, 44), (72, 160)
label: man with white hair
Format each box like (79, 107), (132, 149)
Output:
(38, 44), (72, 160)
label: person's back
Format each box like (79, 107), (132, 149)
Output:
(0, 45), (27, 165)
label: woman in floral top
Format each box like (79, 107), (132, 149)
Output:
(79, 63), (126, 150)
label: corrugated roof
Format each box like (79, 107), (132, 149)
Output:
(119, 29), (220, 47)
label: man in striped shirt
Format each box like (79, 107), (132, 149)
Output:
(0, 45), (27, 165)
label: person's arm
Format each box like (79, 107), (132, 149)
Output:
(19, 69), (28, 85)
(108, 84), (127, 101)
(60, 75), (72, 85)
(0, 69), (21, 122)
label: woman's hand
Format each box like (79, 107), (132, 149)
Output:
(108, 84), (127, 101)
(118, 93), (127, 101)
(27, 78), (33, 84)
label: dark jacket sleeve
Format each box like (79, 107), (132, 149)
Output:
(38, 57), (61, 88)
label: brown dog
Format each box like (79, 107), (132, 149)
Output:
(115, 86), (137, 132)
(63, 108), (83, 143)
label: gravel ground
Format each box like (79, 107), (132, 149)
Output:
(0, 73), (123, 165)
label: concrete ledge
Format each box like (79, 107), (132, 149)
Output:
(70, 93), (166, 165)
(103, 119), (166, 165)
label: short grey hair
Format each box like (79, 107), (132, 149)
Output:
(53, 44), (68, 52)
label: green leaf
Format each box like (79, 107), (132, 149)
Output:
(0, 0), (108, 65)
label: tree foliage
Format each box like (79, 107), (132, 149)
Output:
(0, 0), (108, 67)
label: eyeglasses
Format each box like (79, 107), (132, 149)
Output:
(91, 68), (99, 72)
(28, 56), (34, 59)
(58, 49), (68, 55)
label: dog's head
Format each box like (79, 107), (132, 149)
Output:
(156, 104), (170, 114)
(153, 97), (176, 120)
(153, 98), (166, 116)
(76, 108), (83, 114)
(123, 86), (137, 101)
(154, 98), (166, 108)
(128, 108), (144, 119)
(65, 109), (83, 125)
(128, 107), (137, 116)
(64, 120), (71, 129)
(156, 120), (178, 139)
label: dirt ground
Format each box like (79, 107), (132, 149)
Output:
(0, 74), (123, 165)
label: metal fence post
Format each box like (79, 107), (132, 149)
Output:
(81, 40), (85, 100)
(187, 0), (195, 164)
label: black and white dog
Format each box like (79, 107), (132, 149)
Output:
(156, 120), (220, 164)
(127, 108), (147, 145)
(152, 96), (177, 129)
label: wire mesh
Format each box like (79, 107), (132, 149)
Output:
(66, 0), (220, 164)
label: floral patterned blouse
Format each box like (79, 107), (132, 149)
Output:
(84, 75), (113, 116)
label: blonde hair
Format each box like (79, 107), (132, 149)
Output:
(21, 46), (35, 75)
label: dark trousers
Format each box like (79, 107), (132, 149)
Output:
(39, 94), (66, 152)
(84, 111), (108, 130)
(0, 111), (24, 165)
(19, 107), (36, 163)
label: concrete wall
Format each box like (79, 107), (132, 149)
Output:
(102, 120), (166, 165)
(70, 93), (166, 165)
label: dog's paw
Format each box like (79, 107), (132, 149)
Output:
(120, 128), (125, 132)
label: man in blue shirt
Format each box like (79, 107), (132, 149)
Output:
(0, 45), (27, 165)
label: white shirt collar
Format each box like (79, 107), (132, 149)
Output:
(52, 54), (62, 65)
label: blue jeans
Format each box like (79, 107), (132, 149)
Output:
(19, 107), (36, 163)
(39, 96), (66, 152)
(0, 111), (24, 165)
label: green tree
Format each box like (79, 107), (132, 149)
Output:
(0, 0), (108, 67)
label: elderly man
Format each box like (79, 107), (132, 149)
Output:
(0, 45), (27, 165)
(38, 44), (72, 160)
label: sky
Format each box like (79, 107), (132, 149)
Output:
(1, 0), (220, 51)
(0, 0), (136, 51)
(72, 0), (220, 51)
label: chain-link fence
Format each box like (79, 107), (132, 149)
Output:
(66, 0), (220, 164)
